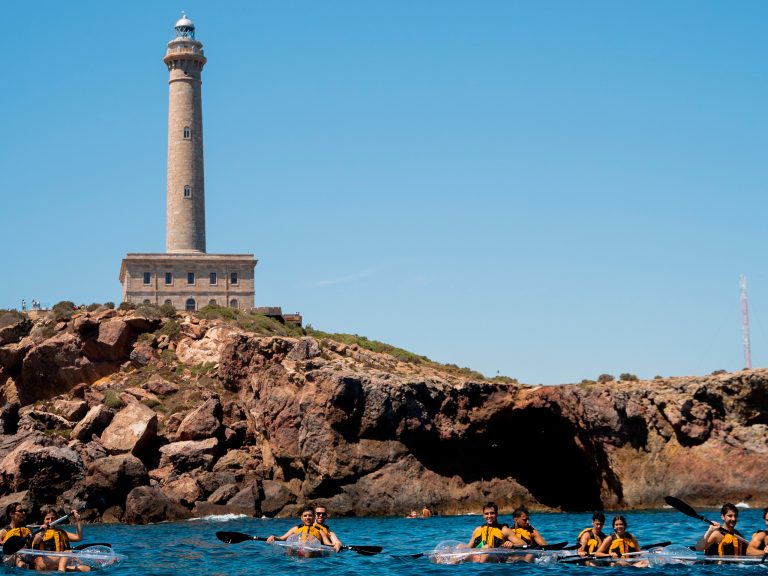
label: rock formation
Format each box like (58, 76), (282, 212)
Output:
(0, 306), (765, 523)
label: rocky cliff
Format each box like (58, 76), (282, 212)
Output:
(0, 307), (766, 523)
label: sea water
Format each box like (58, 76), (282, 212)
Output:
(23, 508), (768, 575)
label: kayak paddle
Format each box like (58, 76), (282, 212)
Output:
(3, 505), (90, 556)
(73, 543), (113, 551)
(664, 496), (750, 545)
(559, 541), (672, 564)
(215, 531), (382, 555)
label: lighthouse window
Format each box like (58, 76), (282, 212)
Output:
(187, 272), (195, 285)
(230, 272), (239, 285)
(183, 126), (191, 139)
(209, 272), (217, 285)
(143, 272), (151, 285)
(165, 272), (173, 285)
(183, 185), (192, 198)
(229, 299), (239, 309)
(185, 298), (196, 311)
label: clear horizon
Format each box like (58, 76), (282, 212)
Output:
(2, 2), (767, 385)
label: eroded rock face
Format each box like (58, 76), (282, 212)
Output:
(2, 309), (768, 523)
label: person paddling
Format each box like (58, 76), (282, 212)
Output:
(596, 515), (641, 562)
(508, 506), (548, 547)
(0, 503), (34, 569)
(312, 506), (342, 552)
(266, 507), (334, 550)
(577, 511), (607, 556)
(466, 502), (512, 563)
(32, 507), (86, 572)
(747, 507), (768, 556)
(695, 503), (746, 556)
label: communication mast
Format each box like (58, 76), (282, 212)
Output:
(740, 274), (752, 369)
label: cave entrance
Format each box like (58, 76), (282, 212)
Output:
(404, 406), (604, 511)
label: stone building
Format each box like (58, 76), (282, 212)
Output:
(120, 15), (256, 311)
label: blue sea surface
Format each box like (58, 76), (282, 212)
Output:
(25, 509), (768, 575)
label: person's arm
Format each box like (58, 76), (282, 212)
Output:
(267, 527), (297, 543)
(695, 524), (721, 552)
(467, 527), (482, 548)
(577, 532), (590, 556)
(531, 527), (547, 547)
(328, 531), (342, 552)
(504, 528), (526, 548)
(746, 533), (767, 556)
(65, 510), (83, 542)
(595, 535), (613, 557)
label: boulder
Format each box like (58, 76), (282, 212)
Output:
(84, 454), (149, 507)
(175, 398), (223, 441)
(53, 399), (88, 422)
(160, 473), (202, 506)
(158, 438), (219, 472)
(146, 378), (179, 396)
(123, 387), (161, 405)
(0, 314), (32, 346)
(70, 405), (114, 442)
(101, 506), (123, 523)
(260, 480), (296, 516)
(225, 482), (261, 517)
(129, 343), (154, 366)
(176, 326), (235, 365)
(207, 483), (239, 504)
(67, 438), (108, 468)
(14, 445), (84, 502)
(0, 338), (33, 372)
(20, 333), (97, 403)
(82, 319), (133, 362)
(123, 485), (192, 524)
(100, 403), (157, 456)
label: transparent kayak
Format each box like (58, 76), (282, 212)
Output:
(2, 545), (124, 572)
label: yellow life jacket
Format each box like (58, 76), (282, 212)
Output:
(314, 523), (331, 537)
(513, 527), (534, 546)
(577, 528), (602, 554)
(471, 524), (507, 548)
(294, 524), (323, 542)
(1, 526), (32, 544)
(705, 531), (746, 556)
(608, 533), (638, 557)
(36, 529), (70, 552)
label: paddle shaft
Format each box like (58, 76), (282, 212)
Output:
(664, 496), (750, 546)
(215, 531), (380, 555)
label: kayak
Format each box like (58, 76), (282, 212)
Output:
(427, 540), (565, 564)
(275, 535), (332, 559)
(2, 545), (124, 571)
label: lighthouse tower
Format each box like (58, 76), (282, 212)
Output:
(164, 14), (207, 253)
(119, 15), (257, 312)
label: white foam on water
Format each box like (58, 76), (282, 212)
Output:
(187, 513), (248, 522)
(735, 502), (750, 509)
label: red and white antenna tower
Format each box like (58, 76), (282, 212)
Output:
(740, 274), (752, 369)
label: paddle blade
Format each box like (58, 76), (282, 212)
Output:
(642, 541), (671, 550)
(2, 534), (29, 556)
(216, 531), (254, 544)
(664, 496), (707, 522)
(541, 541), (568, 550)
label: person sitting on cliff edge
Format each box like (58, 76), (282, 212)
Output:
(577, 511), (607, 556)
(466, 502), (512, 562)
(266, 507), (335, 550)
(313, 505), (342, 552)
(747, 507), (768, 556)
(695, 503), (746, 556)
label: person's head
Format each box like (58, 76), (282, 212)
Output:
(300, 507), (315, 526)
(314, 506), (328, 525)
(612, 515), (627, 534)
(592, 511), (605, 531)
(763, 507), (768, 524)
(720, 503), (739, 527)
(5, 503), (27, 526)
(40, 507), (58, 525)
(482, 502), (498, 525)
(512, 507), (530, 528)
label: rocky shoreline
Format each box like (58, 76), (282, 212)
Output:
(0, 306), (766, 524)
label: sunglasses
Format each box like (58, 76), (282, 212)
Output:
(14, 509), (26, 514)
(315, 512), (326, 516)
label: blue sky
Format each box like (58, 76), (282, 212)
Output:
(1, 1), (767, 385)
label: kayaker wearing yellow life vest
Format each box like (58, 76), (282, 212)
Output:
(266, 507), (335, 549)
(466, 502), (512, 563)
(509, 506), (548, 548)
(31, 507), (85, 572)
(747, 507), (768, 556)
(596, 515), (641, 560)
(0, 503), (35, 569)
(313, 506), (342, 552)
(695, 503), (747, 556)
(577, 511), (607, 556)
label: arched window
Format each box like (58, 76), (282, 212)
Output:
(164, 299), (172, 306)
(143, 299), (151, 305)
(183, 126), (191, 139)
(183, 185), (192, 198)
(229, 299), (238, 309)
(209, 299), (217, 306)
(185, 298), (196, 311)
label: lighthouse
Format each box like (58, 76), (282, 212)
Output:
(119, 15), (257, 312)
(164, 14), (207, 254)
